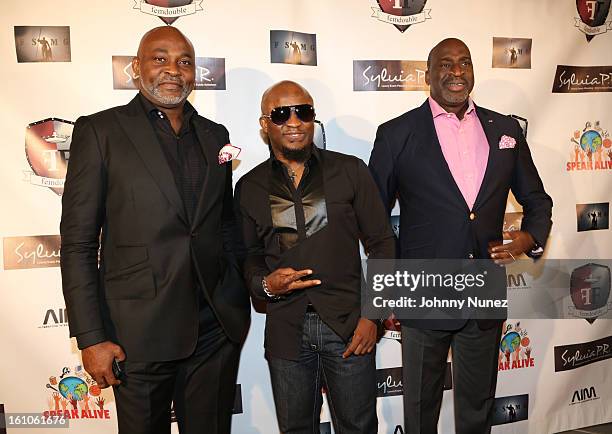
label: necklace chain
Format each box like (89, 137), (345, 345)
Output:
(288, 168), (297, 183)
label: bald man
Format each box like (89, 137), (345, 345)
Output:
(369, 38), (552, 433)
(60, 27), (250, 434)
(235, 81), (395, 433)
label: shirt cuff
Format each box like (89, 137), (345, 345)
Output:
(75, 329), (107, 350)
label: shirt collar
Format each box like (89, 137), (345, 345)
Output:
(428, 96), (476, 119)
(138, 92), (196, 122)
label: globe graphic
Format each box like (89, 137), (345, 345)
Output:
(580, 130), (602, 153)
(500, 331), (521, 353)
(58, 376), (88, 401)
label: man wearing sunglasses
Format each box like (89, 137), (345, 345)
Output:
(369, 38), (552, 434)
(235, 80), (395, 433)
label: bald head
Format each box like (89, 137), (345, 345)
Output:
(261, 81), (313, 115)
(427, 38), (470, 70)
(137, 26), (194, 59)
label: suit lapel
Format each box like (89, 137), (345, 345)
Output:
(191, 116), (224, 230)
(418, 102), (469, 212)
(472, 106), (500, 210)
(115, 96), (188, 225)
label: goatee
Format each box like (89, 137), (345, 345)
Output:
(281, 143), (312, 163)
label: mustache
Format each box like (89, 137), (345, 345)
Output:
(155, 74), (185, 86)
(443, 76), (467, 86)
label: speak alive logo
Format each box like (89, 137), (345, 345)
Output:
(43, 365), (112, 421)
(23, 119), (74, 196)
(575, 0), (612, 41)
(370, 0), (431, 32)
(567, 121), (612, 171)
(569, 263), (612, 323)
(133, 0), (204, 25)
(498, 321), (535, 371)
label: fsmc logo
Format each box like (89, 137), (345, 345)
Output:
(40, 308), (68, 329)
(570, 386), (599, 405)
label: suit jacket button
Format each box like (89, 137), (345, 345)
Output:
(468, 253), (474, 259)
(469, 212), (476, 220)
(191, 232), (197, 238)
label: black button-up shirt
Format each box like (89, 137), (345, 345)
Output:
(139, 94), (221, 339)
(235, 146), (395, 360)
(139, 94), (207, 222)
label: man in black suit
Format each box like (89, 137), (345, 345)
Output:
(60, 26), (250, 434)
(369, 38), (552, 433)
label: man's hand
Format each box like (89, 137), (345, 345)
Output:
(488, 231), (535, 265)
(342, 318), (377, 359)
(81, 341), (125, 389)
(264, 268), (321, 297)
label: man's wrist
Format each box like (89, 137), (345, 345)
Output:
(527, 243), (544, 258)
(262, 276), (280, 300)
(76, 329), (107, 350)
(523, 231), (544, 258)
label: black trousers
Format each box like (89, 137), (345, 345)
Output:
(401, 320), (503, 434)
(113, 306), (241, 434)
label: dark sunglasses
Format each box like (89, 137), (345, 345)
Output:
(262, 104), (315, 125)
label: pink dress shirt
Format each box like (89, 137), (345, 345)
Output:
(429, 97), (489, 210)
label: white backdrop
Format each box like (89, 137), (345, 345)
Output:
(1, 1), (611, 433)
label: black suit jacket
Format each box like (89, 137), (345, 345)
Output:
(60, 95), (250, 361)
(369, 100), (553, 330)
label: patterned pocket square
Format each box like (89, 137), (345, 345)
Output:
(218, 144), (241, 164)
(499, 135), (516, 149)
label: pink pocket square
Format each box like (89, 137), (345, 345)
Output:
(499, 135), (516, 149)
(218, 144), (241, 164)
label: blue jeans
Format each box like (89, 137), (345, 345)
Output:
(267, 312), (378, 434)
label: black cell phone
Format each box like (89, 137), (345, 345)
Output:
(112, 359), (124, 379)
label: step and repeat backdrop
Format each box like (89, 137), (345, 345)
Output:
(1, 1), (611, 433)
